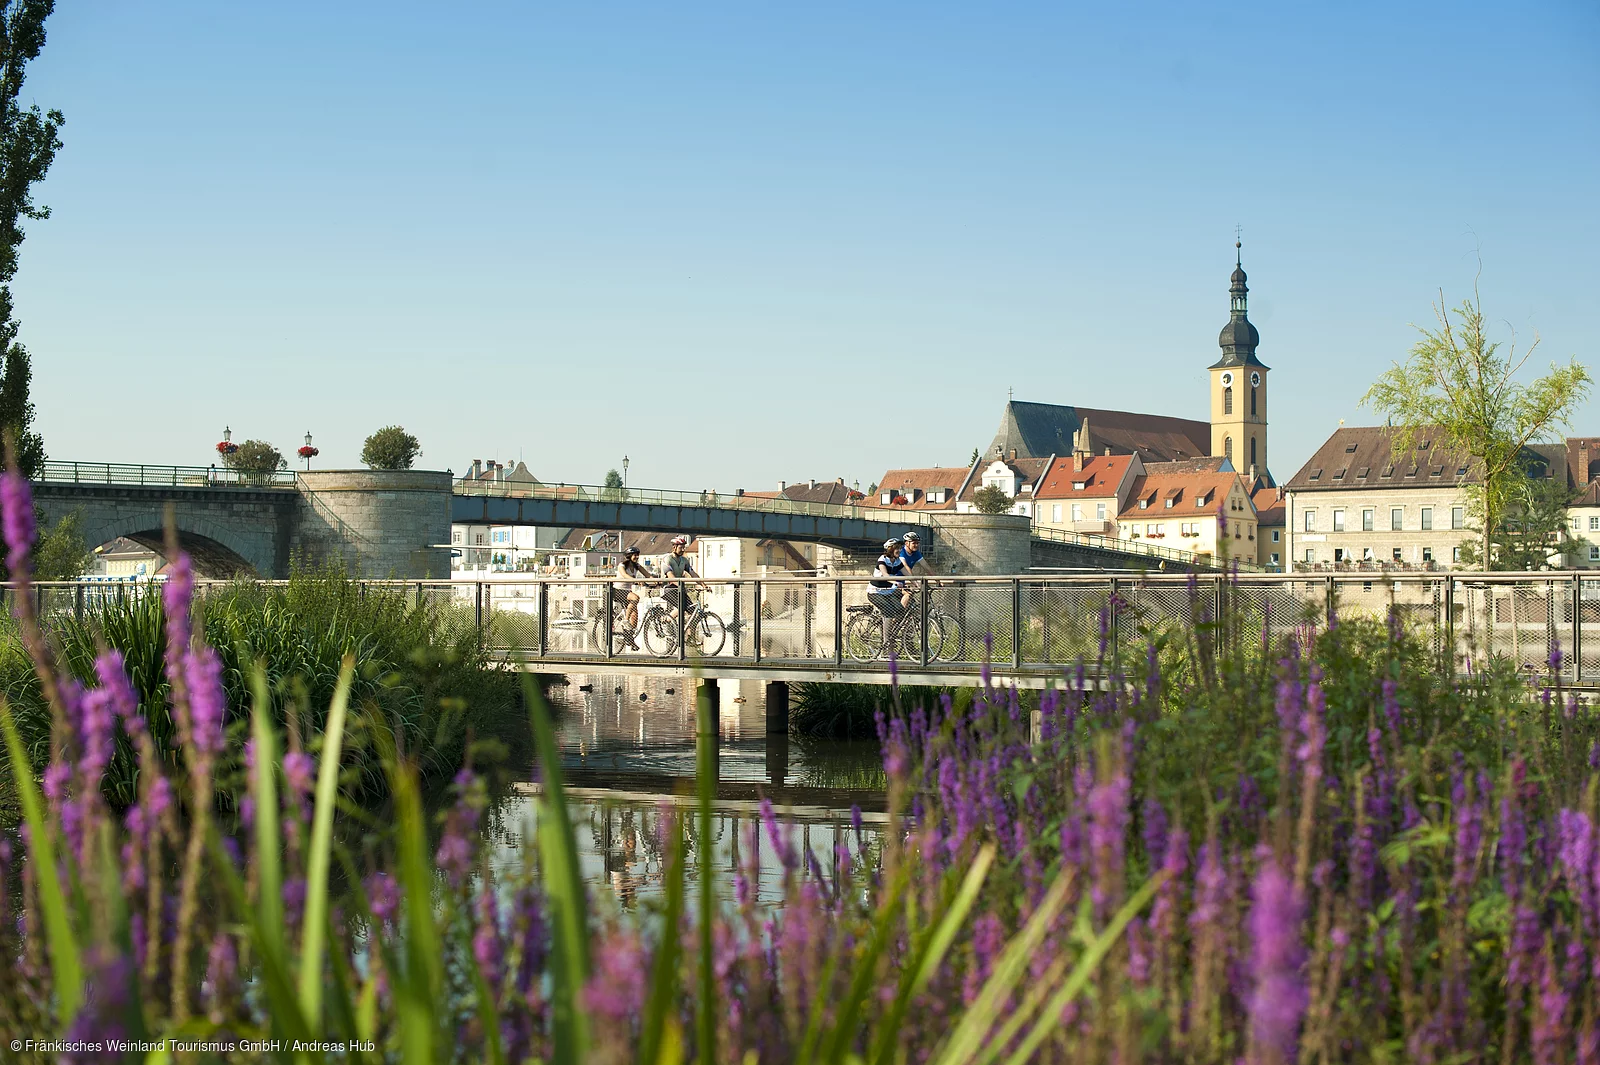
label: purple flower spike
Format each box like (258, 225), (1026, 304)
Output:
(0, 468), (34, 575)
(1246, 855), (1307, 1063)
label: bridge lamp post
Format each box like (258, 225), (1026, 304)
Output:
(298, 431), (320, 471)
(622, 455), (629, 488)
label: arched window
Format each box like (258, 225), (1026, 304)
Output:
(1250, 437), (1257, 467)
(1224, 436), (1233, 461)
(1250, 387), (1257, 416)
(1223, 387), (1233, 415)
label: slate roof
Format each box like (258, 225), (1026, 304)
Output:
(741, 480), (861, 506)
(553, 529), (698, 555)
(1285, 427), (1484, 492)
(988, 402), (1211, 464)
(1565, 438), (1600, 506)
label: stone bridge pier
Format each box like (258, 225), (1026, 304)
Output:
(32, 470), (452, 579)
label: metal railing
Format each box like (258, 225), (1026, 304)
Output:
(37, 461), (298, 488)
(452, 477), (941, 526)
(14, 571), (1598, 685)
(1028, 524), (1263, 572)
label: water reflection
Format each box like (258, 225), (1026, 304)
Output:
(491, 674), (889, 907)
(484, 791), (885, 910)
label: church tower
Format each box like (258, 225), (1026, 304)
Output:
(1209, 241), (1269, 484)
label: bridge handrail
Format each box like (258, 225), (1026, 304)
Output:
(1028, 524), (1263, 572)
(453, 477), (944, 525)
(37, 460), (297, 488)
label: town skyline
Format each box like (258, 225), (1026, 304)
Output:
(12, 0), (1597, 489)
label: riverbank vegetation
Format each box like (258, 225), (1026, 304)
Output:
(0, 565), (527, 815)
(3, 460), (1600, 1060)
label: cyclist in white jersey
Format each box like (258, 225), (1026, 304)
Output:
(868, 538), (908, 617)
(616, 546), (656, 648)
(663, 535), (708, 622)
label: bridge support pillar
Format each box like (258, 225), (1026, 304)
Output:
(294, 470), (452, 578)
(765, 731), (790, 789)
(697, 679), (720, 780)
(765, 680), (789, 735)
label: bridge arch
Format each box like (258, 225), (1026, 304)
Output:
(35, 494), (282, 578)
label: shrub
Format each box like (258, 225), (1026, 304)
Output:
(222, 438), (286, 475)
(361, 425), (421, 470)
(972, 484), (1012, 513)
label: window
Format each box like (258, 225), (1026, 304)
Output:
(1071, 503), (1083, 522)
(1362, 547), (1374, 562)
(1574, 516), (1583, 532)
(1051, 503), (1061, 523)
(1452, 546), (1462, 563)
(1591, 516), (1600, 532)
(1333, 509), (1345, 531)
(1423, 547), (1433, 562)
(1139, 498), (1148, 509)
(1096, 503), (1107, 520)
(1304, 510), (1316, 532)
(1362, 509), (1374, 531)
(1391, 508), (1403, 531)
(1270, 552), (1279, 565)
(1421, 507), (1433, 531)
(718, 543), (726, 558)
(1592, 546), (1600, 562)
(1304, 548), (1316, 563)
(1334, 548), (1346, 562)
(452, 530), (463, 545)
(1392, 547), (1402, 562)
(1452, 507), (1465, 530)
(1224, 436), (1233, 460)
(1223, 387), (1233, 415)
(1150, 523), (1164, 535)
(1250, 437), (1257, 467)
(1272, 529), (1280, 542)
(1250, 388), (1257, 416)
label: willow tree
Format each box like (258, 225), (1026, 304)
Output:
(0, 0), (63, 478)
(1362, 284), (1591, 569)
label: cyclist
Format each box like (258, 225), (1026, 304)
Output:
(898, 529), (925, 611)
(663, 535), (708, 622)
(616, 546), (656, 649)
(868, 537), (908, 617)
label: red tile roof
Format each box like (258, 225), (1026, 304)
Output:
(1034, 454), (1134, 500)
(1118, 470), (1252, 521)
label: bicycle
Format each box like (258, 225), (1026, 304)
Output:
(845, 586), (946, 662)
(639, 585), (727, 657)
(589, 593), (644, 654)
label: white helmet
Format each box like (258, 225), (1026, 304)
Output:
(670, 535), (689, 547)
(883, 538), (902, 551)
(903, 530), (920, 542)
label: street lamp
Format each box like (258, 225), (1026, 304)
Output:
(298, 431), (319, 471)
(622, 455), (629, 488)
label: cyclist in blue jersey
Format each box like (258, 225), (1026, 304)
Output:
(897, 530), (925, 611)
(868, 538), (908, 617)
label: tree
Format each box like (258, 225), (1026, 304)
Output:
(33, 508), (88, 579)
(969, 448), (980, 465)
(1361, 283), (1591, 568)
(1459, 466), (1575, 571)
(361, 425), (421, 470)
(222, 439), (285, 476)
(603, 468), (623, 489)
(0, 1), (64, 479)
(600, 468), (626, 502)
(973, 484), (1013, 514)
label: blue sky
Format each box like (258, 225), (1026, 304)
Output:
(13, 0), (1598, 492)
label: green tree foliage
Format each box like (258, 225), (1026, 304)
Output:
(1362, 283), (1591, 568)
(32, 509), (88, 579)
(972, 484), (1012, 514)
(361, 425), (421, 470)
(970, 447), (980, 465)
(0, 1), (64, 479)
(600, 467), (626, 502)
(603, 468), (623, 489)
(1458, 466), (1576, 571)
(222, 439), (285, 476)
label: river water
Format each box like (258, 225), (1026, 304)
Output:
(486, 674), (887, 910)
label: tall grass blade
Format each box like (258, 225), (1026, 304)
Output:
(696, 678), (717, 1065)
(0, 695), (83, 1026)
(522, 671), (591, 1064)
(927, 869), (1076, 1065)
(998, 871), (1169, 1065)
(819, 868), (910, 1065)
(638, 822), (688, 1065)
(248, 665), (284, 959)
(298, 655), (354, 1033)
(867, 844), (996, 1065)
(391, 749), (446, 1065)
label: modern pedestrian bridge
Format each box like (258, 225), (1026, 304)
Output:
(32, 571), (1592, 695)
(32, 462), (1254, 578)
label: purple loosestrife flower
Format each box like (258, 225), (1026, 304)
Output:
(1088, 765), (1130, 915)
(1142, 798), (1169, 873)
(1556, 810), (1599, 939)
(366, 872), (400, 925)
(584, 930), (648, 1028)
(1533, 945), (1571, 1065)
(474, 886), (504, 990)
(1246, 854), (1307, 1064)
(62, 949), (134, 1058)
(962, 912), (1005, 1006)
(181, 644), (227, 767)
(204, 932), (238, 1025)
(760, 798), (797, 872)
(283, 877), (307, 931)
(0, 468), (34, 576)
(94, 651), (140, 723)
(1381, 678), (1402, 737)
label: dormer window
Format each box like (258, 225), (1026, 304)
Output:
(1165, 497), (1174, 508)
(1344, 443), (1357, 453)
(1456, 466), (1468, 477)
(1356, 467), (1370, 479)
(1431, 466), (1444, 478)
(1139, 499), (1148, 509)
(1333, 468), (1347, 481)
(1072, 480), (1087, 490)
(880, 492), (893, 505)
(1381, 465), (1394, 478)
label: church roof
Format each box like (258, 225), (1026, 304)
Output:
(988, 402), (1210, 465)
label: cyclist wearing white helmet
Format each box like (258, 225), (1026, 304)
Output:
(868, 537), (908, 617)
(616, 545), (657, 648)
(662, 535), (707, 622)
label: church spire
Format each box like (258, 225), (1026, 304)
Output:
(1211, 239), (1266, 369)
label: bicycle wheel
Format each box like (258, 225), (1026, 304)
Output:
(897, 613), (944, 663)
(590, 606), (631, 654)
(845, 612), (885, 661)
(691, 610), (727, 656)
(641, 607), (680, 657)
(932, 609), (964, 661)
